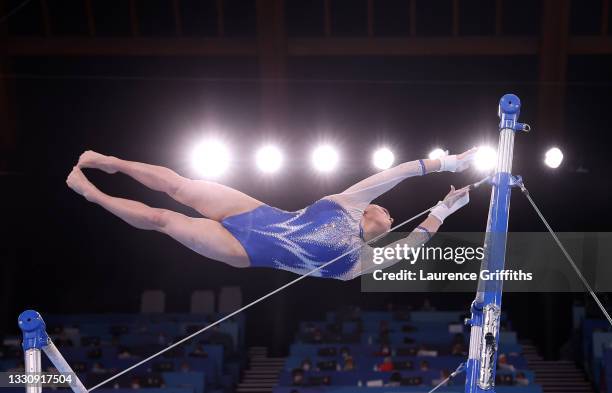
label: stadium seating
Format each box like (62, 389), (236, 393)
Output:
(280, 308), (540, 392)
(0, 311), (246, 393)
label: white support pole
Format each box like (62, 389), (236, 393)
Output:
(23, 349), (42, 393)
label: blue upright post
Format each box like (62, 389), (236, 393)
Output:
(464, 94), (529, 392)
(18, 310), (49, 393)
(18, 310), (88, 393)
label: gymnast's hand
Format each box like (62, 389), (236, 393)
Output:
(438, 147), (477, 172)
(429, 185), (470, 223)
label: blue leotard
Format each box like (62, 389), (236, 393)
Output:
(221, 199), (363, 280)
(221, 160), (429, 280)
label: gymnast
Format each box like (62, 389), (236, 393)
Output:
(66, 148), (475, 280)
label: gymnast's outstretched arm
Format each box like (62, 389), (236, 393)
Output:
(328, 148), (476, 213)
(348, 185), (470, 279)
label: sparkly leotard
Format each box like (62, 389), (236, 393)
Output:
(221, 160), (429, 280)
(221, 199), (363, 280)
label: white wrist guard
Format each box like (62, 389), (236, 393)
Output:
(430, 202), (450, 223)
(438, 155), (458, 172)
(429, 193), (470, 223)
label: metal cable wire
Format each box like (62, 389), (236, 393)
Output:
(519, 183), (612, 327)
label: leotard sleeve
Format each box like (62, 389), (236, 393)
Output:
(326, 160), (426, 215)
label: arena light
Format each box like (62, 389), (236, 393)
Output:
(191, 139), (230, 178)
(312, 145), (339, 173)
(428, 148), (447, 160)
(255, 145), (284, 174)
(474, 146), (497, 172)
(372, 147), (395, 170)
(544, 147), (563, 169)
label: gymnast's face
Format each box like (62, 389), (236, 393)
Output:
(362, 204), (394, 238)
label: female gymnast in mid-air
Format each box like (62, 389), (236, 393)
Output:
(66, 148), (475, 280)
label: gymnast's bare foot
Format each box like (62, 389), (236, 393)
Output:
(77, 150), (118, 174)
(66, 167), (99, 202)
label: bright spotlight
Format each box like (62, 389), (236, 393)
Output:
(474, 146), (497, 172)
(191, 139), (230, 178)
(544, 147), (563, 169)
(428, 148), (447, 160)
(255, 145), (284, 173)
(373, 147), (395, 170)
(312, 145), (339, 173)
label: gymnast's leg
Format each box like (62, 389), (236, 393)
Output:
(77, 150), (264, 221)
(66, 167), (250, 268)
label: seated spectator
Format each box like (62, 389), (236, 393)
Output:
(376, 344), (392, 356)
(515, 372), (529, 386)
(340, 346), (351, 358)
(118, 347), (133, 359)
(386, 372), (402, 387)
(91, 362), (106, 374)
(301, 358), (313, 371)
(130, 377), (141, 389)
(497, 354), (515, 371)
(291, 369), (305, 386)
(189, 344), (208, 358)
(179, 361), (191, 373)
(378, 356), (394, 372)
(343, 355), (355, 371)
(419, 360), (430, 372)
